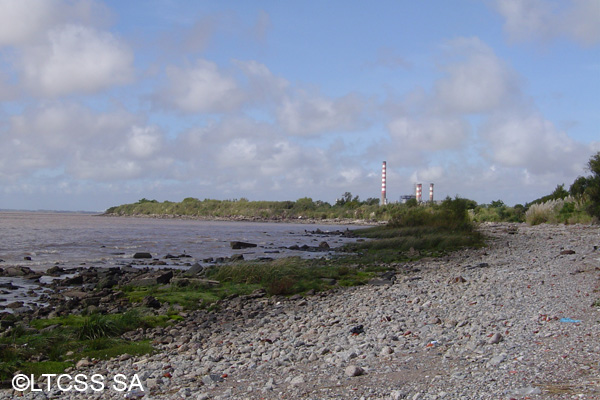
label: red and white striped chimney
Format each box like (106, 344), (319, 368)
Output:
(381, 161), (387, 206)
(416, 183), (422, 203)
(429, 183), (434, 203)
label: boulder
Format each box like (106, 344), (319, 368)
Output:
(184, 263), (204, 276)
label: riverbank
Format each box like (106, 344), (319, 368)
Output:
(101, 212), (381, 226)
(2, 222), (599, 399)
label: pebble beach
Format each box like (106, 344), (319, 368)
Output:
(3, 222), (600, 400)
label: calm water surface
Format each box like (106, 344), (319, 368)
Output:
(0, 211), (366, 271)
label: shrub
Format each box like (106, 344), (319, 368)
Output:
(525, 198), (567, 225)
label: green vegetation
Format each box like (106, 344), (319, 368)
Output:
(349, 196), (485, 263)
(106, 194), (406, 222)
(0, 310), (158, 382)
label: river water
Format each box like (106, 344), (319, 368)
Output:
(0, 211), (366, 271)
(0, 212), (368, 310)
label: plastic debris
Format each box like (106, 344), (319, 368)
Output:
(559, 318), (581, 323)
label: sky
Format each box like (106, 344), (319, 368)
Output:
(0, 0), (599, 212)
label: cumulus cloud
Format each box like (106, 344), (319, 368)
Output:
(156, 59), (244, 113)
(493, 0), (600, 45)
(480, 112), (590, 175)
(234, 59), (289, 104)
(21, 25), (134, 96)
(0, 103), (171, 182)
(277, 90), (368, 136)
(435, 37), (521, 114)
(0, 0), (109, 46)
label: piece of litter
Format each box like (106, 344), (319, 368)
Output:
(559, 318), (581, 323)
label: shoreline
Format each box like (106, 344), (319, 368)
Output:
(2, 223), (599, 399)
(100, 212), (382, 226)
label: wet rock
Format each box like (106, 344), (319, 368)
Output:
(133, 252), (153, 259)
(2, 266), (35, 277)
(230, 241), (257, 250)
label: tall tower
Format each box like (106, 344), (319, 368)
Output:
(416, 183), (422, 203)
(429, 183), (434, 203)
(380, 161), (387, 206)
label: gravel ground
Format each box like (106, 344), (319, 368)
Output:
(4, 222), (600, 400)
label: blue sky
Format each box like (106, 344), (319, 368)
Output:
(0, 0), (598, 211)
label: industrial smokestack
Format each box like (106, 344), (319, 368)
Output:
(381, 161), (387, 206)
(416, 183), (422, 203)
(429, 183), (434, 203)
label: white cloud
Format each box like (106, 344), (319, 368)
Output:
(125, 126), (162, 159)
(0, 0), (109, 46)
(158, 59), (244, 113)
(435, 37), (520, 114)
(480, 112), (590, 175)
(0, 103), (172, 182)
(277, 91), (367, 136)
(234, 59), (289, 104)
(21, 25), (133, 96)
(386, 115), (470, 165)
(493, 0), (600, 45)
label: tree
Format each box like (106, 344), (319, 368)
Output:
(570, 176), (589, 198)
(550, 184), (569, 200)
(585, 152), (600, 218)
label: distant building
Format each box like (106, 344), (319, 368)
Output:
(400, 195), (416, 204)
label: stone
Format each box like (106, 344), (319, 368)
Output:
(488, 333), (503, 344)
(289, 375), (305, 386)
(133, 252), (153, 259)
(142, 295), (161, 309)
(344, 365), (364, 377)
(184, 263), (204, 276)
(230, 241), (257, 249)
(76, 358), (92, 368)
(129, 270), (173, 286)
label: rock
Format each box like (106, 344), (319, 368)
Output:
(142, 295), (161, 309)
(449, 276), (467, 284)
(6, 301), (24, 309)
(318, 241), (330, 249)
(46, 266), (67, 276)
(184, 263), (204, 276)
(129, 270), (173, 286)
(350, 325), (364, 335)
(76, 358), (92, 368)
(230, 241), (257, 249)
(344, 365), (364, 377)
(368, 277), (394, 286)
(171, 278), (220, 287)
(229, 254), (244, 261)
(488, 333), (503, 344)
(133, 252), (153, 259)
(3, 266), (35, 277)
(559, 249), (576, 255)
(63, 275), (84, 285)
(289, 375), (305, 386)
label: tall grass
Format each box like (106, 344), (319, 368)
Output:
(525, 197), (592, 225)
